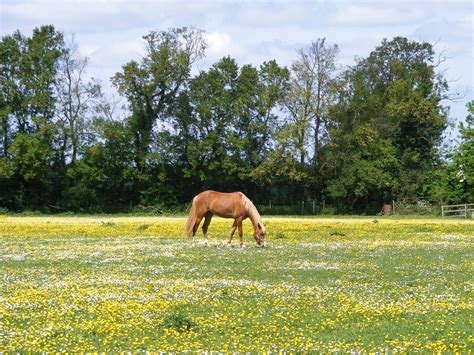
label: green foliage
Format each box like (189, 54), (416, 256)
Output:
(0, 26), (467, 214)
(111, 27), (206, 170)
(162, 308), (197, 332)
(424, 101), (474, 204)
(324, 37), (449, 212)
(171, 56), (288, 197)
(455, 101), (474, 197)
(5, 133), (57, 209)
(274, 231), (286, 239)
(325, 126), (398, 211)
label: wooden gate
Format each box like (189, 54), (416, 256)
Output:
(441, 203), (474, 219)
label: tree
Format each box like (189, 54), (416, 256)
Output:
(169, 57), (288, 201)
(1, 26), (64, 153)
(449, 101), (474, 202)
(284, 38), (339, 167)
(66, 118), (138, 211)
(175, 57), (244, 191)
(230, 60), (289, 199)
(112, 27), (206, 171)
(0, 26), (460, 214)
(424, 102), (474, 204)
(326, 37), (448, 210)
(55, 35), (100, 168)
(0, 26), (65, 210)
(19, 26), (64, 134)
(325, 123), (398, 211)
(0, 31), (23, 156)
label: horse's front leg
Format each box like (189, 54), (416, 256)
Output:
(237, 218), (244, 248)
(228, 220), (237, 246)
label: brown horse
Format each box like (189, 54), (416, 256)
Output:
(185, 190), (266, 247)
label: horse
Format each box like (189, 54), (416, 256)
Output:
(185, 190), (266, 247)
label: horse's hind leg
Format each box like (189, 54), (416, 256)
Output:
(192, 215), (204, 246)
(227, 220), (237, 246)
(202, 212), (213, 246)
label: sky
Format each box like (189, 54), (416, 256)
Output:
(1, 0), (473, 138)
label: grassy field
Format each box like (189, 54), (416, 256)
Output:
(0, 216), (473, 352)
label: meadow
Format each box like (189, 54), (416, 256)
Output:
(0, 215), (473, 352)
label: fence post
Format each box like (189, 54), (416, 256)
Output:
(441, 205), (444, 218)
(312, 199), (315, 214)
(465, 204), (468, 219)
(301, 200), (304, 215)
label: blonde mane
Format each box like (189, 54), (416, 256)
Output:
(242, 194), (263, 230)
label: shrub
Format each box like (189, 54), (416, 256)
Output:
(162, 309), (196, 332)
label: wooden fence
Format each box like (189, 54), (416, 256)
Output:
(441, 203), (474, 219)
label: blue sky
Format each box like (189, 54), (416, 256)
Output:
(1, 0), (473, 137)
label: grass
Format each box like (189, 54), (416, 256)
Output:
(0, 215), (473, 352)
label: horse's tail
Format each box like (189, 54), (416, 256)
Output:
(185, 197), (197, 237)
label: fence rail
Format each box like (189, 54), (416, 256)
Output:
(441, 203), (474, 219)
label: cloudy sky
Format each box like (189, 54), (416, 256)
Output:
(1, 0), (473, 131)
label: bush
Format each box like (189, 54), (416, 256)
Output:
(162, 309), (196, 332)
(394, 199), (440, 216)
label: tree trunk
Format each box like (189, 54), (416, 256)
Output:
(59, 130), (68, 172)
(1, 116), (8, 156)
(70, 119), (77, 165)
(313, 118), (320, 167)
(133, 109), (154, 171)
(299, 127), (305, 166)
(300, 150), (305, 166)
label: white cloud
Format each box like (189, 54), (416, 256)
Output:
(204, 31), (241, 61)
(457, 14), (474, 37)
(0, 0), (471, 125)
(92, 38), (145, 62)
(1, 0), (223, 34)
(77, 44), (100, 59)
(237, 3), (314, 27)
(332, 4), (425, 26)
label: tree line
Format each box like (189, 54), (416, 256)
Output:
(0, 25), (472, 213)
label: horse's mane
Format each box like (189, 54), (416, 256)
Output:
(242, 194), (263, 229)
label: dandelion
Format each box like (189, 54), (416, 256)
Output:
(0, 216), (472, 352)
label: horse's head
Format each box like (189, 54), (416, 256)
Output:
(254, 222), (267, 247)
